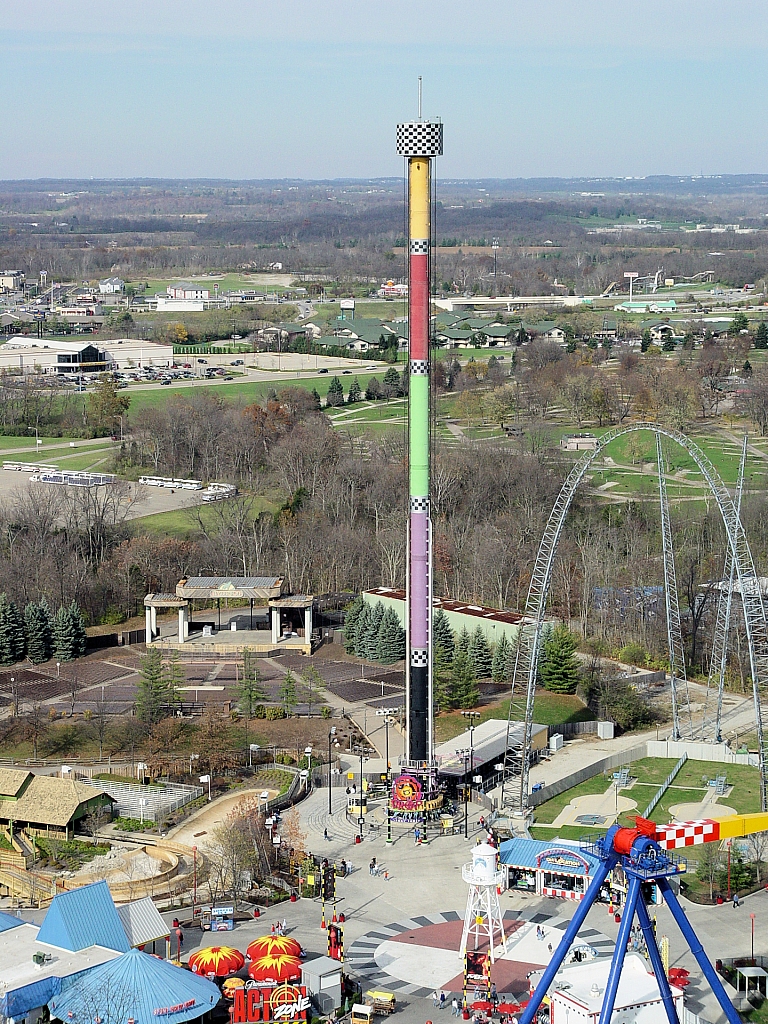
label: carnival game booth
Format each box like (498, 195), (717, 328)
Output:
(499, 838), (604, 901)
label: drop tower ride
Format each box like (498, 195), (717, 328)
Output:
(396, 91), (443, 762)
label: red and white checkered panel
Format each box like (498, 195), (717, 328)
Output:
(655, 819), (720, 850)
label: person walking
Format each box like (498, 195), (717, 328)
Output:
(451, 998), (460, 1017)
(282, 918), (287, 935)
(440, 991), (446, 1011)
(490, 983), (497, 1007)
(324, 828), (329, 841)
(733, 892), (740, 908)
(432, 991), (440, 1008)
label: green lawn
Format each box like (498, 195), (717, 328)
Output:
(126, 372), (392, 416)
(533, 775), (614, 824)
(133, 497), (277, 538)
(434, 690), (593, 743)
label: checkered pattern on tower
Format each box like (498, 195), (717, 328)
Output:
(396, 121), (443, 157)
(655, 819), (719, 849)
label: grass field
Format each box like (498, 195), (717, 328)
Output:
(133, 496), (277, 537)
(125, 371), (392, 416)
(435, 690), (593, 743)
(532, 775), (613, 824)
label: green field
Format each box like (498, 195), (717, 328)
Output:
(130, 274), (292, 296)
(125, 371), (392, 416)
(133, 496), (277, 538)
(435, 690), (593, 743)
(532, 775), (613, 824)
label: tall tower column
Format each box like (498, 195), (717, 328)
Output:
(396, 118), (443, 762)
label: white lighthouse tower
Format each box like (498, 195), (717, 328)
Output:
(459, 843), (507, 963)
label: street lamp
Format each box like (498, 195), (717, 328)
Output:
(461, 711), (481, 793)
(189, 753), (199, 776)
(249, 743), (260, 768)
(199, 773), (211, 802)
(456, 748), (471, 839)
(376, 706), (399, 844)
(751, 912), (756, 963)
(354, 746), (372, 841)
(138, 797), (148, 826)
(328, 726), (337, 815)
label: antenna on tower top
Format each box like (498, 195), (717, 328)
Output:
(418, 76), (422, 120)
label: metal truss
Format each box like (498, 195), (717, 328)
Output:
(702, 434), (747, 743)
(656, 433), (692, 740)
(500, 423), (768, 815)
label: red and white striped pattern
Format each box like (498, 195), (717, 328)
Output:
(655, 819), (720, 850)
(541, 887), (583, 901)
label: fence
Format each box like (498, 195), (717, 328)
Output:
(528, 744), (649, 809)
(82, 778), (203, 821)
(550, 720), (599, 738)
(642, 753), (688, 819)
(646, 739), (759, 767)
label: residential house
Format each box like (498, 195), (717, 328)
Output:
(98, 277), (125, 294)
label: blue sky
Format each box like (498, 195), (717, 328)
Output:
(2, 0), (767, 179)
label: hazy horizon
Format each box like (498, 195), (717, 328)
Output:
(3, 0), (768, 180)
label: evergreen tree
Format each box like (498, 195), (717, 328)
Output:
(400, 368), (409, 396)
(237, 647), (266, 717)
(69, 602), (87, 658)
(469, 626), (492, 678)
(383, 366), (402, 398)
(24, 600), (52, 665)
(456, 626), (471, 658)
(743, 359), (753, 378)
(755, 322), (768, 350)
(326, 376), (344, 407)
(311, 388), (322, 409)
(362, 602), (384, 661)
(540, 625), (581, 695)
(280, 670), (298, 714)
(162, 648), (185, 709)
(0, 594), (25, 666)
(52, 605), (75, 662)
(365, 377), (383, 401)
(452, 649), (479, 710)
(343, 596), (365, 654)
(433, 642), (455, 711)
(433, 609), (455, 662)
(353, 602), (372, 658)
(492, 633), (511, 685)
(347, 378), (362, 404)
(376, 607), (406, 664)
(136, 647), (166, 724)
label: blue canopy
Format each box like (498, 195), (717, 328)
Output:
(49, 948), (221, 1024)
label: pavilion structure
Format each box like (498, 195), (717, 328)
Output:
(144, 576), (315, 655)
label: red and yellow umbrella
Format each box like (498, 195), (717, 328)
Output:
(246, 936), (303, 984)
(188, 946), (245, 978)
(222, 977), (246, 1000)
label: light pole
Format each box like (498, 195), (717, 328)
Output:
(461, 711), (481, 799)
(355, 746), (372, 841)
(751, 912), (756, 963)
(249, 743), (260, 768)
(192, 845), (197, 906)
(328, 726), (337, 815)
(189, 753), (199, 776)
(139, 797), (148, 826)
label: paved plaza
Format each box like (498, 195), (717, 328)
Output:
(177, 785), (768, 1024)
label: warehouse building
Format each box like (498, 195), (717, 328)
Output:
(0, 336), (174, 373)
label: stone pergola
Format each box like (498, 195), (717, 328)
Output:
(144, 594), (189, 644)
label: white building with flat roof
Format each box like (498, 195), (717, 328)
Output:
(536, 953), (684, 1023)
(0, 337), (174, 372)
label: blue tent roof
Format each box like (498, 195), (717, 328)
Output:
(0, 909), (23, 933)
(499, 838), (601, 877)
(37, 880), (130, 952)
(49, 948), (221, 1024)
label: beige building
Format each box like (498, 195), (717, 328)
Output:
(0, 768), (115, 838)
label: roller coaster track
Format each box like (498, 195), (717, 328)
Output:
(656, 433), (692, 740)
(702, 434), (748, 743)
(500, 423), (768, 815)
